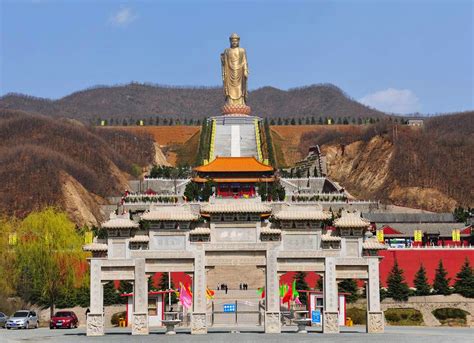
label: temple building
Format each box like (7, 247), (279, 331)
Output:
(192, 156), (274, 198)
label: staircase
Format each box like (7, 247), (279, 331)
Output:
(212, 116), (260, 158)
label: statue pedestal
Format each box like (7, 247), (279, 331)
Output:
(221, 104), (251, 115)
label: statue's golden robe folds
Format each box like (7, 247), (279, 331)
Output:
(221, 47), (248, 105)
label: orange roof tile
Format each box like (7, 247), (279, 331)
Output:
(194, 157), (274, 173)
(192, 177), (275, 183)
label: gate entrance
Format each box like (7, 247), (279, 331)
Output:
(210, 298), (263, 326)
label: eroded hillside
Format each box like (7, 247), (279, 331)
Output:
(0, 110), (155, 226)
(274, 112), (473, 212)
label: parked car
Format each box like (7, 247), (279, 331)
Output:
(50, 311), (78, 329)
(0, 312), (7, 328)
(6, 310), (38, 329)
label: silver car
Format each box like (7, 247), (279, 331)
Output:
(0, 312), (7, 328)
(6, 310), (39, 329)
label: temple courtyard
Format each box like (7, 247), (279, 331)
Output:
(1, 326), (473, 343)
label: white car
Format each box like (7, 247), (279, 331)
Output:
(6, 310), (39, 329)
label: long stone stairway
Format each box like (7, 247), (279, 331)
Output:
(212, 116), (259, 158)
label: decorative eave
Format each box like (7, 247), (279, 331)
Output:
(334, 211), (370, 228)
(260, 226), (282, 235)
(201, 202), (272, 214)
(321, 233), (342, 242)
(363, 238), (387, 250)
(83, 243), (108, 252)
(192, 176), (275, 183)
(101, 212), (139, 229)
(189, 227), (211, 235)
(129, 235), (150, 243)
(274, 207), (331, 221)
(141, 205), (199, 221)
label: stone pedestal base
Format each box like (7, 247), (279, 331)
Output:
(264, 312), (281, 333)
(86, 313), (104, 336)
(132, 313), (149, 335)
(367, 311), (384, 333)
(323, 311), (339, 333)
(191, 313), (207, 334)
(221, 104), (251, 115)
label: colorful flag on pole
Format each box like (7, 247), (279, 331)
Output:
(257, 287), (265, 299)
(282, 283), (292, 304)
(292, 279), (299, 299)
(179, 283), (192, 309)
(206, 287), (215, 300)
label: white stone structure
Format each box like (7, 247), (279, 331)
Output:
(85, 203), (385, 335)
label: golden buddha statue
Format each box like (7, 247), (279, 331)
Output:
(221, 33), (251, 115)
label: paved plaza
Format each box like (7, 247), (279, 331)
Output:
(1, 326), (473, 343)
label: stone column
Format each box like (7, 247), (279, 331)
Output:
(367, 258), (384, 333)
(323, 257), (339, 333)
(132, 258), (149, 335)
(87, 259), (104, 336)
(264, 249), (281, 333)
(191, 249), (207, 334)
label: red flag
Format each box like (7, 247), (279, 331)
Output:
(282, 283), (292, 304)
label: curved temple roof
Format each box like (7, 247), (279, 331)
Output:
(194, 157), (274, 173)
(274, 205), (331, 221)
(334, 211), (370, 228)
(142, 205), (199, 221)
(201, 201), (272, 214)
(101, 213), (139, 229)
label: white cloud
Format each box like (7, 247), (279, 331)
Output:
(109, 6), (137, 26)
(359, 88), (421, 114)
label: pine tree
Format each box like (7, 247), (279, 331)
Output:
(413, 264), (431, 296)
(338, 279), (359, 303)
(158, 272), (177, 304)
(118, 281), (133, 304)
(294, 272), (309, 305)
(103, 281), (119, 305)
(454, 258), (474, 298)
(316, 276), (323, 291)
(433, 260), (451, 295)
(148, 273), (158, 291)
(386, 259), (410, 301)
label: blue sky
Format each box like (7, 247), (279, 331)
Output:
(1, 0), (473, 115)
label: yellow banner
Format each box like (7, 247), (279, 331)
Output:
(414, 230), (423, 242)
(452, 229), (460, 242)
(376, 230), (384, 242)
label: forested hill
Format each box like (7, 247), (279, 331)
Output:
(0, 83), (386, 123)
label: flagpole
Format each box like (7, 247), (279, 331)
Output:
(168, 272), (171, 308)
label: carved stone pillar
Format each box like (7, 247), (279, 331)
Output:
(132, 258), (149, 335)
(87, 259), (104, 336)
(264, 249), (281, 333)
(323, 257), (339, 333)
(367, 258), (384, 333)
(191, 249), (207, 334)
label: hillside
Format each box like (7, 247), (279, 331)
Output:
(0, 83), (386, 122)
(294, 112), (474, 212)
(0, 110), (155, 226)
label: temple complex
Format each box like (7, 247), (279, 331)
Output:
(84, 33), (387, 337)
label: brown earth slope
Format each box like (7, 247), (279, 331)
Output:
(293, 112), (474, 212)
(0, 110), (155, 226)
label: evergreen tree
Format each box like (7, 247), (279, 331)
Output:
(316, 276), (323, 291)
(386, 259), (410, 301)
(148, 273), (158, 291)
(103, 281), (119, 305)
(305, 117), (310, 125)
(290, 118), (296, 125)
(338, 279), (359, 303)
(454, 258), (474, 298)
(318, 117), (323, 125)
(118, 281), (133, 304)
(413, 264), (431, 296)
(277, 117), (282, 125)
(433, 260), (451, 295)
(294, 272), (309, 305)
(158, 272), (177, 304)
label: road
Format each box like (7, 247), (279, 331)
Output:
(1, 326), (473, 343)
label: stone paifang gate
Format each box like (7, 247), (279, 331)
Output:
(84, 200), (386, 336)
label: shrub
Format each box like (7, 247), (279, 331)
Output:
(384, 308), (423, 326)
(432, 308), (468, 321)
(111, 311), (127, 326)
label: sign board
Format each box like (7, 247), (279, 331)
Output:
(376, 230), (384, 242)
(311, 310), (321, 324)
(223, 304), (236, 313)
